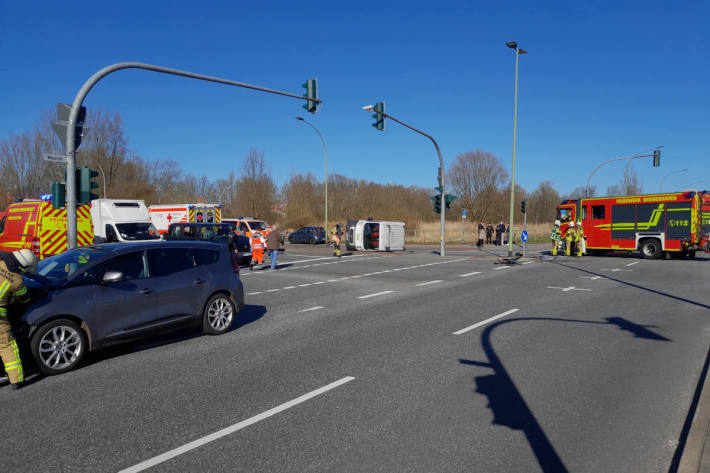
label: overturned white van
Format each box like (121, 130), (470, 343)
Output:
(345, 220), (405, 252)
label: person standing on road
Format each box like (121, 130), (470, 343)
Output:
(477, 224), (485, 249)
(565, 221), (576, 256)
(575, 221), (585, 257)
(550, 220), (562, 256)
(266, 226), (280, 270)
(0, 249), (36, 390)
(332, 225), (343, 257)
(485, 223), (494, 245)
(496, 222), (505, 246)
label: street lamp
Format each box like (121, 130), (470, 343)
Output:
(506, 41), (527, 256)
(585, 145), (664, 198)
(296, 117), (328, 238)
(659, 168), (687, 192)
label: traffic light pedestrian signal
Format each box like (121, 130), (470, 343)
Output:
(78, 166), (99, 204)
(302, 79), (318, 114)
(372, 102), (385, 131)
(431, 194), (441, 214)
(51, 182), (66, 209)
(521, 199), (527, 213)
(653, 149), (661, 167)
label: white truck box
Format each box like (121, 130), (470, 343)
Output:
(91, 199), (160, 243)
(345, 220), (405, 251)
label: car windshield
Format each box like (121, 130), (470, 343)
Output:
(248, 221), (268, 231)
(116, 222), (160, 240)
(37, 247), (111, 286)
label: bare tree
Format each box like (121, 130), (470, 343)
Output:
(606, 164), (642, 196)
(234, 149), (276, 220)
(447, 150), (508, 223)
(527, 181), (561, 224)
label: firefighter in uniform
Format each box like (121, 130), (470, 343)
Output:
(249, 231), (266, 270)
(332, 224), (343, 257)
(0, 249), (36, 389)
(575, 221), (585, 257)
(550, 220), (562, 256)
(565, 221), (576, 256)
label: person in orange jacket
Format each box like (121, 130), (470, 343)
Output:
(249, 232), (266, 270)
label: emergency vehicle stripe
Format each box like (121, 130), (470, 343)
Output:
(189, 208), (195, 222)
(15, 287), (27, 297)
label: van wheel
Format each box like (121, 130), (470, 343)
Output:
(30, 319), (86, 375)
(640, 239), (662, 259)
(202, 294), (235, 335)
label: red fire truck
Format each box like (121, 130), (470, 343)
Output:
(556, 190), (710, 259)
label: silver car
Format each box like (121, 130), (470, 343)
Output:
(17, 240), (244, 375)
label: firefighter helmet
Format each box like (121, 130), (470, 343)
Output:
(13, 249), (37, 273)
(569, 222), (575, 228)
(554, 220), (561, 226)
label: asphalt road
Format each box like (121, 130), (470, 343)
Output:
(1, 243), (709, 472)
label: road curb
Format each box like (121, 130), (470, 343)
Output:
(677, 346), (710, 473)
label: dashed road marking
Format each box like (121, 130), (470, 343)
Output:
(283, 286), (297, 290)
(547, 286), (592, 292)
(454, 308), (520, 335)
(459, 271), (481, 277)
(312, 281), (325, 285)
(298, 306), (324, 313)
(417, 280), (443, 286)
(247, 291), (262, 295)
(601, 268), (632, 272)
(493, 265), (511, 270)
(357, 290), (394, 299)
(265, 289), (280, 293)
(580, 276), (607, 280)
(521, 261), (533, 265)
(625, 261), (639, 267)
(298, 283), (312, 287)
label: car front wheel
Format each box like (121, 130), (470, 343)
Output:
(30, 319), (87, 375)
(202, 294), (235, 335)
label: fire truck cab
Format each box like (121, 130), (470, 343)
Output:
(557, 190), (709, 259)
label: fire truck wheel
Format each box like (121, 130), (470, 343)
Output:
(640, 239), (662, 259)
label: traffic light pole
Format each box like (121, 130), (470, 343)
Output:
(584, 146), (663, 198)
(64, 62), (323, 249)
(365, 107), (446, 256)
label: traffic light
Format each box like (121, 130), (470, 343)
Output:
(372, 102), (385, 131)
(444, 193), (457, 210)
(430, 194), (441, 214)
(51, 182), (66, 209)
(302, 78), (318, 114)
(653, 149), (661, 167)
(78, 166), (99, 204)
(521, 198), (527, 213)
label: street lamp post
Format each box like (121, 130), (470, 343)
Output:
(659, 168), (687, 192)
(506, 41), (527, 257)
(585, 146), (664, 198)
(296, 117), (328, 239)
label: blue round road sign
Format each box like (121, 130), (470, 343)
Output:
(521, 230), (529, 243)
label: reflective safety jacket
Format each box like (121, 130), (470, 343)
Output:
(575, 227), (585, 242)
(550, 227), (561, 241)
(0, 258), (30, 319)
(250, 234), (265, 250)
(565, 228), (576, 242)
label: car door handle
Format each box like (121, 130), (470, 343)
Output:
(140, 288), (153, 294)
(193, 279), (205, 285)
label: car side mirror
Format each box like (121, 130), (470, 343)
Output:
(102, 271), (124, 284)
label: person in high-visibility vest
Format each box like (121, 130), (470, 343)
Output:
(565, 221), (576, 256)
(0, 249), (36, 390)
(332, 225), (343, 257)
(550, 220), (562, 256)
(249, 232), (266, 270)
(575, 221), (585, 257)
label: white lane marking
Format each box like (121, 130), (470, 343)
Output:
(580, 276), (607, 280)
(339, 277), (350, 280)
(286, 254), (327, 258)
(601, 268), (632, 272)
(357, 290), (394, 299)
(493, 265), (511, 270)
(298, 306), (324, 313)
(547, 286), (592, 292)
(265, 289), (280, 293)
(298, 283), (312, 287)
(282, 256), (364, 265)
(521, 261), (533, 265)
(312, 281), (325, 285)
(247, 292), (262, 295)
(626, 261), (639, 267)
(351, 275), (362, 278)
(459, 271), (481, 277)
(417, 280), (443, 287)
(362, 273), (374, 277)
(283, 286), (296, 289)
(119, 377), (356, 473)
(453, 308), (520, 335)
(327, 279), (339, 282)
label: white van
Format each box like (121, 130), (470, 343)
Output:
(345, 220), (405, 251)
(91, 199), (160, 243)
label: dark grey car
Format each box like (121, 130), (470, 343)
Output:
(18, 241), (244, 376)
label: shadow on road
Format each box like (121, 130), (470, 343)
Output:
(461, 315), (669, 473)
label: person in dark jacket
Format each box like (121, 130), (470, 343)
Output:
(485, 223), (494, 245)
(266, 227), (280, 270)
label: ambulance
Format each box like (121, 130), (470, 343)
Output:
(556, 190), (710, 259)
(148, 204), (222, 234)
(0, 200), (94, 259)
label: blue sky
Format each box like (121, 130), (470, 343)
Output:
(1, 0), (708, 196)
